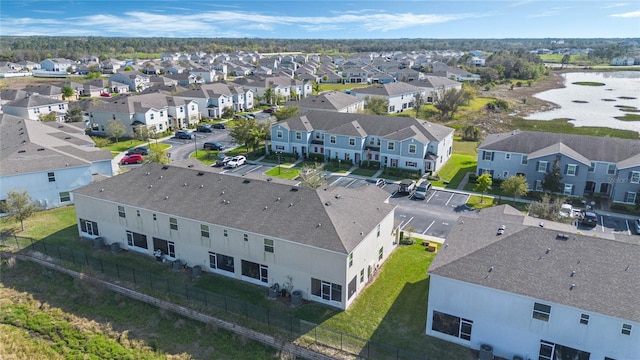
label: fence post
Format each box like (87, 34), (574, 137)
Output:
(116, 263), (120, 278)
(224, 296), (228, 312)
(204, 292), (208, 306)
(149, 273), (153, 288)
(185, 284), (189, 300)
(132, 268), (136, 284)
(85, 253), (89, 266)
(70, 249), (75, 264)
(100, 259), (104, 273)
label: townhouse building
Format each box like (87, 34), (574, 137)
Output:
(271, 111), (454, 174)
(477, 131), (640, 204)
(2, 93), (68, 121)
(72, 163), (397, 310)
(109, 70), (152, 92)
(350, 82), (426, 114)
(427, 205), (640, 360)
(0, 114), (113, 210)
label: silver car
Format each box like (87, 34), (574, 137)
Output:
(413, 181), (432, 200)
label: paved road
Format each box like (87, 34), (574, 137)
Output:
(163, 129), (235, 161)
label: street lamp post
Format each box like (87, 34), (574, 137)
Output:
(194, 133), (198, 157)
(276, 151), (282, 174)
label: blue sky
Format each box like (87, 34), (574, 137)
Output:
(1, 0), (638, 39)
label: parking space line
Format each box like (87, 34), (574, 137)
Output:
(401, 217), (414, 230)
(329, 177), (342, 186)
(444, 193), (455, 206)
(244, 165), (262, 175)
(426, 192), (436, 202)
(346, 178), (358, 187)
(422, 221), (435, 235)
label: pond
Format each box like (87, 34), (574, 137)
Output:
(525, 71), (640, 133)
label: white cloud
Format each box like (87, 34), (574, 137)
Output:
(601, 3), (630, 9)
(611, 10), (640, 17)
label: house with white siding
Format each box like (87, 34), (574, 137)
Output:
(72, 163), (397, 310)
(288, 91), (364, 113)
(271, 111), (454, 174)
(427, 205), (640, 360)
(2, 93), (68, 121)
(350, 82), (426, 114)
(109, 71), (152, 92)
(0, 114), (113, 211)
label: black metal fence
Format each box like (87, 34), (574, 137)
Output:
(0, 235), (431, 360)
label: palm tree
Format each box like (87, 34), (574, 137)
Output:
(263, 87), (274, 105)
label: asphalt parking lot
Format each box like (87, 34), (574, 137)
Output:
(328, 176), (475, 239)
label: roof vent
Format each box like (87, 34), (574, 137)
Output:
(546, 248), (551, 254)
(317, 223), (321, 228)
(187, 164), (194, 168)
(625, 265), (630, 271)
(290, 187), (298, 192)
(489, 266), (494, 272)
(161, 165), (169, 170)
(221, 190), (225, 195)
(37, 148), (45, 151)
(289, 203), (294, 207)
(64, 136), (71, 140)
(146, 172), (150, 176)
(263, 206), (268, 210)
(183, 183), (187, 186)
(159, 175), (163, 179)
(165, 196), (169, 200)
(197, 172), (204, 176)
(18, 150), (26, 153)
(570, 284), (575, 290)
(360, 232), (364, 236)
(497, 228), (504, 235)
(100, 188), (104, 192)
(571, 270), (576, 277)
(200, 184), (204, 188)
(539, 222), (544, 227)
(335, 194), (341, 199)
(556, 233), (569, 240)
(276, 197), (280, 202)
(243, 179), (250, 183)
(325, 201), (331, 206)
(58, 125), (63, 128)
(266, 178), (272, 181)
(149, 185), (153, 188)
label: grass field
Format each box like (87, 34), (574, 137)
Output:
(430, 153), (477, 189)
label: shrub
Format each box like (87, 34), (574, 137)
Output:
(359, 160), (380, 169)
(92, 136), (112, 148)
(329, 158), (353, 166)
(307, 154), (324, 163)
(399, 237), (415, 245)
(468, 173), (478, 183)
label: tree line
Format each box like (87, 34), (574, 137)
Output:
(0, 36), (635, 63)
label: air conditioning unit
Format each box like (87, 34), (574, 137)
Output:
(479, 344), (494, 360)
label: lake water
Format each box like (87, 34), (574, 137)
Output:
(525, 71), (640, 134)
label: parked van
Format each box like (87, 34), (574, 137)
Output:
(397, 179), (416, 194)
(413, 181), (432, 200)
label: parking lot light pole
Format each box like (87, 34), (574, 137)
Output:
(276, 151), (282, 174)
(194, 133), (198, 157)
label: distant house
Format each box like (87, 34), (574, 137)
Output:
(405, 76), (462, 103)
(2, 93), (68, 121)
(427, 205), (640, 360)
(288, 91), (364, 113)
(476, 131), (640, 204)
(175, 83), (253, 117)
(611, 57), (637, 66)
(271, 111), (454, 174)
(430, 61), (480, 81)
(72, 163), (398, 310)
(40, 58), (75, 73)
(0, 114), (113, 211)
(109, 71), (151, 92)
(351, 82), (425, 113)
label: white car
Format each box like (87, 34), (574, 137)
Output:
(634, 218), (640, 234)
(225, 156), (246, 168)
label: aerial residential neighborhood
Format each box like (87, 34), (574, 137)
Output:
(1, 1), (639, 359)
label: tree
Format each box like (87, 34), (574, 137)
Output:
(561, 54), (571, 68)
(145, 146), (170, 165)
(105, 120), (126, 143)
(228, 117), (255, 152)
(248, 124), (267, 152)
(133, 125), (151, 143)
(61, 85), (74, 100)
(221, 107), (235, 119)
(2, 189), (39, 232)
(38, 112), (58, 122)
(528, 194), (567, 222)
(364, 96), (389, 115)
(462, 125), (480, 141)
(474, 173), (493, 203)
(413, 92), (425, 117)
(433, 87), (473, 120)
(274, 106), (300, 121)
(542, 157), (563, 194)
(500, 175), (529, 204)
(263, 87), (274, 105)
(312, 82), (321, 95)
(297, 164), (326, 189)
(65, 106), (83, 123)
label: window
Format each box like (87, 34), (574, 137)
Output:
(208, 252), (217, 269)
(537, 161), (548, 172)
(169, 217), (178, 230)
(387, 142), (395, 151)
(389, 105), (395, 112)
(264, 238), (274, 253)
(311, 278), (342, 302)
(48, 172), (56, 182)
(360, 269), (364, 283)
(482, 151), (493, 161)
(118, 205), (125, 218)
(406, 161), (417, 167)
(213, 253), (234, 273)
(79, 219), (99, 236)
(276, 130), (283, 138)
(377, 224), (380, 237)
(521, 155), (528, 165)
(539, 340), (591, 360)
(223, 229), (228, 237)
(136, 210), (140, 217)
(533, 302), (551, 321)
(622, 323), (632, 335)
(241, 260), (268, 283)
(369, 137), (375, 145)
(564, 183), (573, 195)
(408, 144), (416, 154)
(566, 164), (577, 176)
(502, 171), (509, 178)
(505, 153), (511, 160)
(631, 171), (640, 184)
(535, 180), (543, 191)
(588, 162), (595, 172)
(625, 192), (637, 204)
(349, 138), (355, 146)
(348, 276), (357, 300)
(126, 231), (148, 249)
(200, 224), (210, 238)
(378, 247), (383, 261)
(243, 233), (248, 241)
(330, 135), (336, 144)
(579, 313), (589, 325)
(348, 253), (353, 267)
(152, 237), (175, 258)
(153, 214), (157, 221)
(431, 311), (473, 341)
(150, 113), (154, 120)
(59, 192), (71, 202)
(607, 164), (616, 175)
(295, 132), (301, 140)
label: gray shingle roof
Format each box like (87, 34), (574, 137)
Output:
(0, 114), (112, 176)
(292, 91), (363, 111)
(479, 131), (640, 164)
(351, 82), (422, 97)
(278, 111), (452, 142)
(5, 93), (66, 108)
(430, 205), (640, 322)
(72, 163), (395, 254)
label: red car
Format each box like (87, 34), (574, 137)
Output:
(262, 107), (277, 113)
(100, 92), (111, 97)
(120, 154), (143, 165)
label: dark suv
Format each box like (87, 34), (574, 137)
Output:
(580, 211), (598, 227)
(126, 147), (149, 156)
(175, 131), (193, 139)
(203, 142), (225, 150)
(197, 125), (213, 133)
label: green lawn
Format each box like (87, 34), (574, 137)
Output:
(349, 168), (378, 177)
(263, 166), (301, 179)
(99, 139), (170, 154)
(510, 118), (640, 139)
(189, 148), (222, 166)
(431, 154), (477, 189)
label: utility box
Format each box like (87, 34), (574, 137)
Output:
(479, 344), (493, 360)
